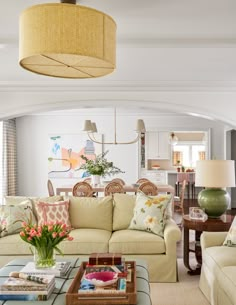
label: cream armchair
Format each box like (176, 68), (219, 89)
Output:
(200, 231), (236, 305)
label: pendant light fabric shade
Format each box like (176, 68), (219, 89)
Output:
(19, 3), (116, 78)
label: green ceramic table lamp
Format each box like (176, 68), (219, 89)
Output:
(195, 160), (235, 218)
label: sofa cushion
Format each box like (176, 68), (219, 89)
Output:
(203, 246), (236, 273)
(0, 228), (111, 256)
(69, 196), (113, 231)
(59, 228), (111, 254)
(0, 233), (32, 255)
(32, 195), (63, 203)
(109, 229), (165, 254)
(113, 193), (136, 231)
(128, 192), (171, 237)
(31, 196), (64, 217)
(217, 266), (236, 305)
(0, 200), (37, 237)
(35, 200), (71, 227)
(4, 196), (35, 205)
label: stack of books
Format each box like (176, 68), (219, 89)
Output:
(20, 261), (71, 276)
(0, 273), (55, 301)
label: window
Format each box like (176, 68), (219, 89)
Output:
(0, 120), (17, 201)
(172, 143), (206, 168)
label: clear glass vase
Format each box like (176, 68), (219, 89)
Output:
(34, 246), (56, 269)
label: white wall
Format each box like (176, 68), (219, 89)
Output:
(16, 110), (227, 197)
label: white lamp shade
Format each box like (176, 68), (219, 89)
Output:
(83, 120), (93, 132)
(91, 122), (97, 133)
(195, 160), (235, 187)
(135, 119), (146, 133)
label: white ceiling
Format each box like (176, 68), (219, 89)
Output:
(1, 0), (236, 126)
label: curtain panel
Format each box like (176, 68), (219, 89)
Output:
(2, 119), (17, 196)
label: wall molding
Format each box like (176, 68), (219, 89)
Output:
(1, 80), (236, 92)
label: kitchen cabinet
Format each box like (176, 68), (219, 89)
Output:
(140, 169), (168, 184)
(146, 131), (170, 159)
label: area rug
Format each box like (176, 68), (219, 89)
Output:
(150, 259), (210, 305)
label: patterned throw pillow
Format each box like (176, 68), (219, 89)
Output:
(0, 200), (37, 237)
(223, 216), (236, 246)
(35, 200), (71, 227)
(128, 191), (172, 237)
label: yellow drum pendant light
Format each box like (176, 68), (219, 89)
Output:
(19, 0), (116, 78)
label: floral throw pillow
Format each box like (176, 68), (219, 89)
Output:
(35, 200), (71, 227)
(223, 216), (236, 246)
(0, 200), (37, 237)
(128, 191), (172, 237)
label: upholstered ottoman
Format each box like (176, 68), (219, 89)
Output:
(0, 258), (151, 305)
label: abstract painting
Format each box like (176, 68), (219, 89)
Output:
(48, 134), (103, 178)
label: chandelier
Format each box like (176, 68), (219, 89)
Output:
(19, 0), (116, 78)
(83, 108), (146, 145)
(169, 132), (178, 145)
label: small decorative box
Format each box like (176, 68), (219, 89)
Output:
(89, 253), (122, 266)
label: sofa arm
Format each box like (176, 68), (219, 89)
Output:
(164, 218), (182, 254)
(200, 231), (227, 250)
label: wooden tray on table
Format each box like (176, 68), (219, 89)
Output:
(66, 261), (137, 305)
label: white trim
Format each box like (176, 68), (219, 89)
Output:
(1, 80), (236, 92)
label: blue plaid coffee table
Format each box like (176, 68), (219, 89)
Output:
(0, 258), (151, 305)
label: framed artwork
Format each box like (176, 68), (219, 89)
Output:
(48, 134), (103, 178)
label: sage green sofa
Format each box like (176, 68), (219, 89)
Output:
(0, 193), (181, 283)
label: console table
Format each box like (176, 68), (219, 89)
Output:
(182, 213), (234, 275)
(0, 258), (151, 305)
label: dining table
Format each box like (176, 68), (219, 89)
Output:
(56, 183), (175, 196)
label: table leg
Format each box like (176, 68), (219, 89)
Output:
(195, 231), (202, 265)
(183, 227), (201, 275)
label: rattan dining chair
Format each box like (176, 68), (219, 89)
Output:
(136, 178), (150, 184)
(111, 178), (126, 186)
(72, 181), (94, 197)
(104, 181), (125, 196)
(137, 181), (158, 196)
(47, 179), (55, 197)
(83, 177), (92, 184)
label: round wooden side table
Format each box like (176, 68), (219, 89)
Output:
(182, 213), (234, 275)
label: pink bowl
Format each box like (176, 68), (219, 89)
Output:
(85, 271), (118, 287)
